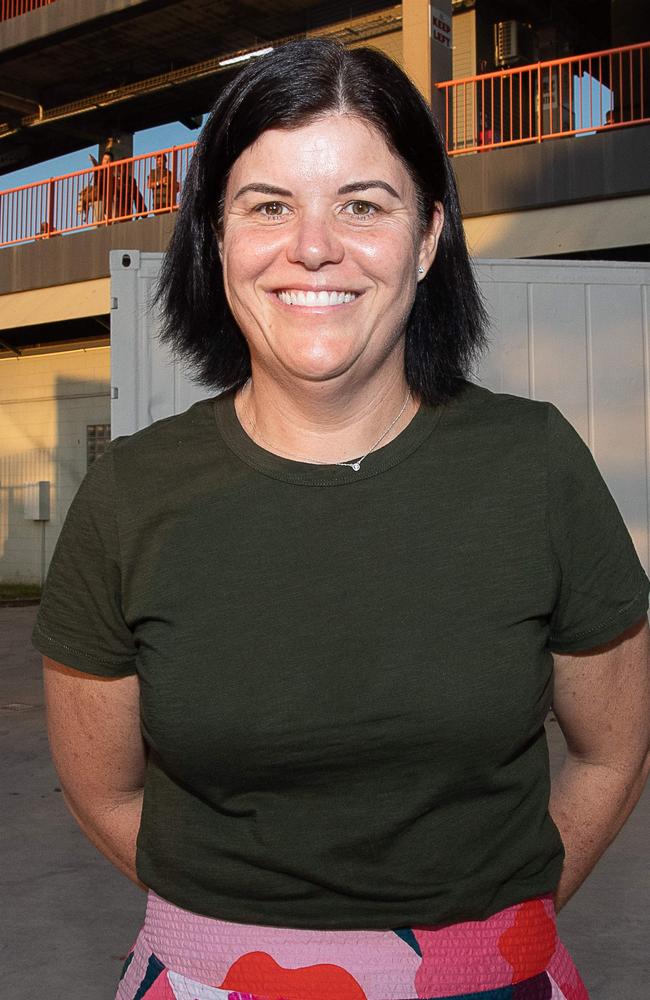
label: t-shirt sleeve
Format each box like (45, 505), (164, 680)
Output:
(32, 445), (137, 676)
(546, 403), (649, 653)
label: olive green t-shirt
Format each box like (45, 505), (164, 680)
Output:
(33, 379), (649, 929)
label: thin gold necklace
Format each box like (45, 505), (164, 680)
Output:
(240, 385), (412, 472)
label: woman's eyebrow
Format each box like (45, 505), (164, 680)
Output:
(233, 183), (293, 200)
(233, 180), (402, 200)
(338, 180), (401, 199)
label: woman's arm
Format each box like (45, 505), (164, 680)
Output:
(549, 615), (650, 910)
(43, 657), (147, 889)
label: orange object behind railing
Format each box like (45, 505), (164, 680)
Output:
(0, 144), (193, 248)
(436, 41), (650, 155)
(0, 0), (56, 21)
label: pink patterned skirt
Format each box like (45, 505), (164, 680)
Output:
(116, 890), (589, 1000)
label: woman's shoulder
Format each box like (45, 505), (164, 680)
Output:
(109, 395), (225, 469)
(450, 378), (551, 429)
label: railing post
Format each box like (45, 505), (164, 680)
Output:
(171, 147), (178, 211)
(536, 63), (542, 141)
(46, 177), (55, 236)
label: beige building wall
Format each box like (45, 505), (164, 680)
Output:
(0, 279), (110, 331)
(0, 345), (110, 584)
(348, 30), (402, 67)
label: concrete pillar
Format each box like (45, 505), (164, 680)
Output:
(402, 0), (452, 126)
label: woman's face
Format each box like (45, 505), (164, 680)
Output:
(219, 113), (443, 388)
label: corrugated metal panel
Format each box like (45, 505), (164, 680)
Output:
(477, 259), (649, 574)
(349, 31), (402, 67)
(110, 254), (650, 575)
(452, 10), (476, 79)
(109, 250), (207, 439)
(0, 344), (111, 583)
(450, 10), (477, 149)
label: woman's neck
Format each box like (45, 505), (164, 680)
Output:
(234, 370), (419, 466)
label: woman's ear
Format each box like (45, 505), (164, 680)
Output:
(417, 202), (445, 280)
(211, 218), (224, 262)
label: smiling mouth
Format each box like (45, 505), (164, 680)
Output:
(275, 289), (359, 307)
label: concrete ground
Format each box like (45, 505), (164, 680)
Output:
(2, 605), (648, 999)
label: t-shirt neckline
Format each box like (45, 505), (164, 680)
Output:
(212, 387), (453, 487)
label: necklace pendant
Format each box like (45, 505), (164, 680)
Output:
(350, 461), (361, 471)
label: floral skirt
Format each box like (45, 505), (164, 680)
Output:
(116, 891), (589, 1000)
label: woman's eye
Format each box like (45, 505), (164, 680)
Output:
(343, 200), (378, 218)
(257, 202), (288, 218)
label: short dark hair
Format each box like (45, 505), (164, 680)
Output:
(156, 39), (488, 406)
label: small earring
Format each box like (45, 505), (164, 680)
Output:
(417, 266), (425, 275)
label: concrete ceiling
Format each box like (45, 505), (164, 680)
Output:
(0, 0), (390, 174)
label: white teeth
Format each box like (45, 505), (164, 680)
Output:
(277, 290), (357, 306)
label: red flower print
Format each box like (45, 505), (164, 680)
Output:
(498, 900), (557, 982)
(221, 952), (367, 1000)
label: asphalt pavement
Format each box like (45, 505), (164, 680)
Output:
(2, 605), (648, 998)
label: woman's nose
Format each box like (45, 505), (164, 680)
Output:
(286, 213), (344, 269)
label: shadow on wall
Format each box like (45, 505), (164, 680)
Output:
(0, 451), (54, 585)
(0, 372), (110, 586)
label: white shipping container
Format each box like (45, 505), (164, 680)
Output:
(110, 251), (650, 575)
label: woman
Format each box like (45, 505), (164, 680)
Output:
(147, 151), (180, 213)
(34, 40), (650, 1000)
(88, 148), (147, 222)
(87, 149), (115, 222)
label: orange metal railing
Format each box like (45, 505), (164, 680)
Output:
(0, 145), (193, 248)
(1, 0), (56, 21)
(436, 41), (650, 155)
(1, 43), (649, 248)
